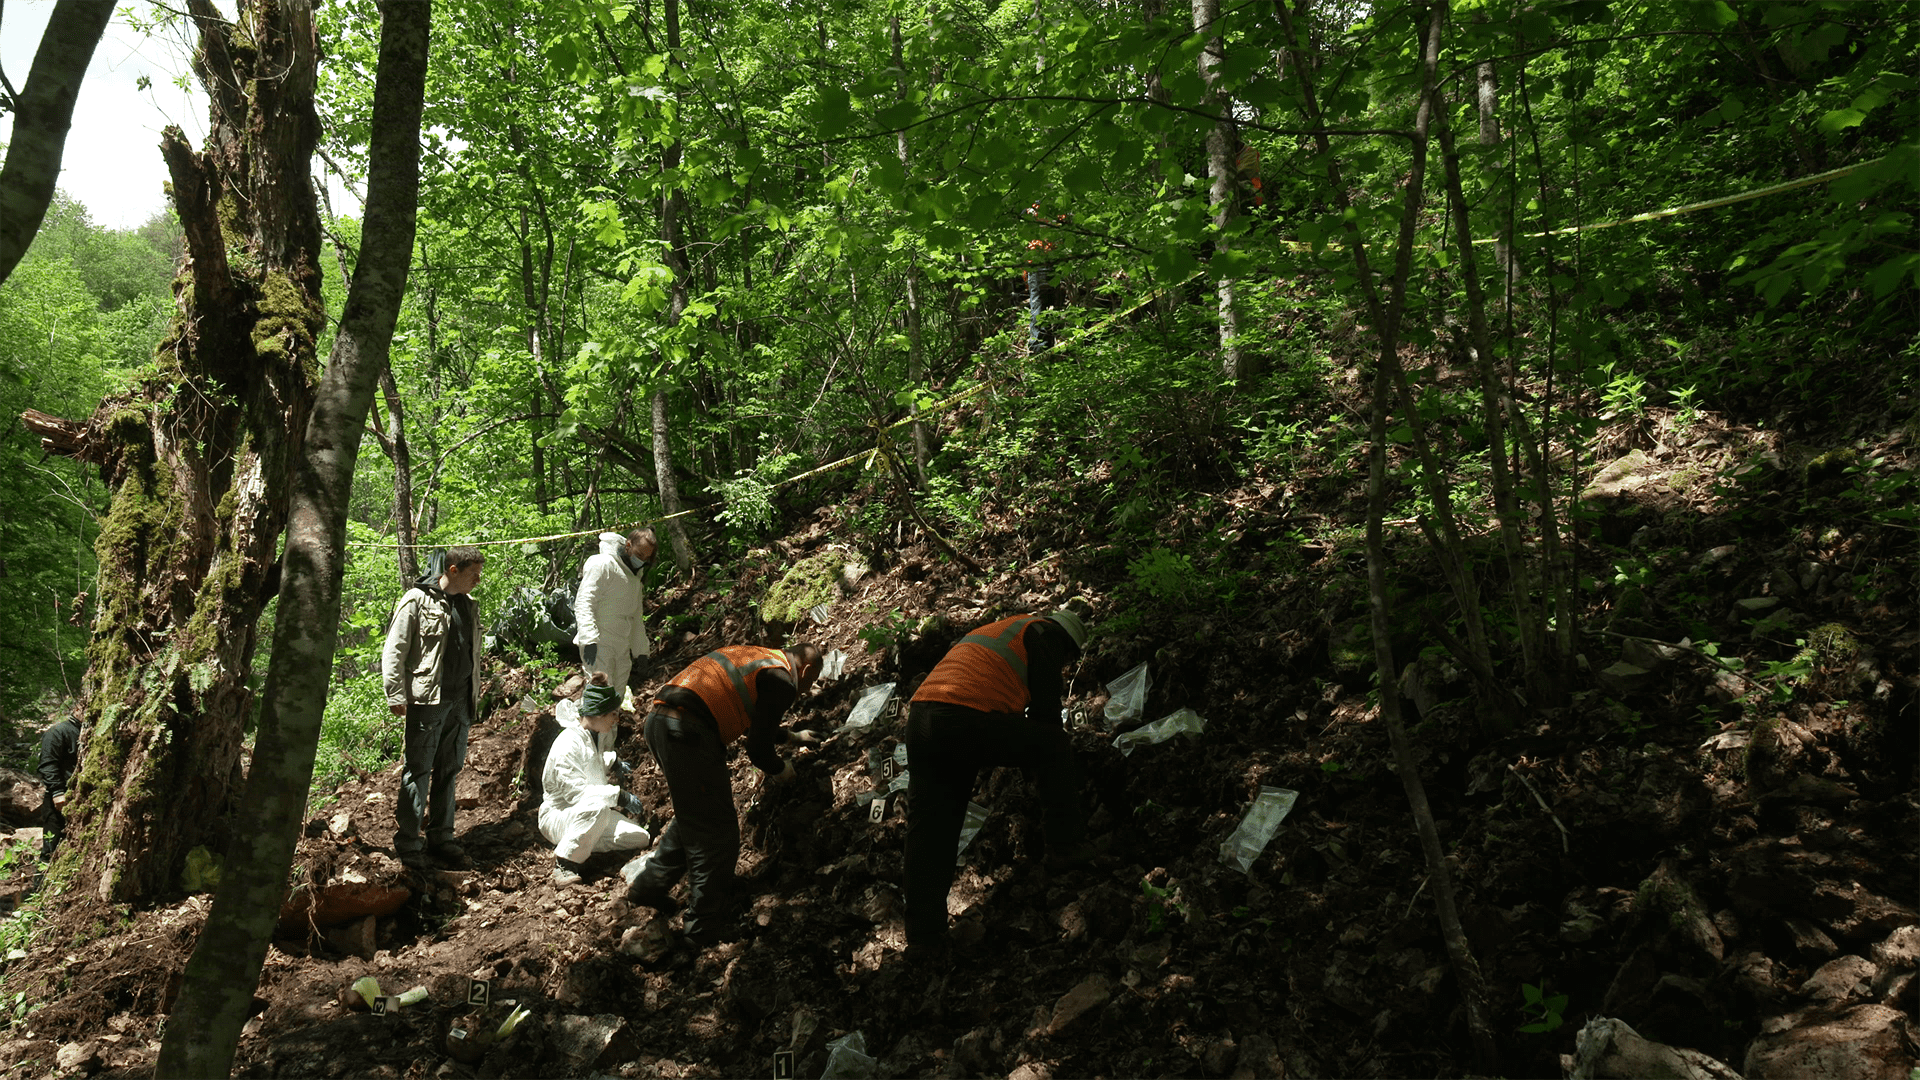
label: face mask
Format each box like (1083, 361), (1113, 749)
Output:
(626, 552), (648, 573)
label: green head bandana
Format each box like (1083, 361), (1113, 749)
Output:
(582, 681), (621, 717)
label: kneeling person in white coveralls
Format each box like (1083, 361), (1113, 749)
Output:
(541, 674), (655, 886)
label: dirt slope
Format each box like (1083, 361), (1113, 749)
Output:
(0, 415), (1914, 1080)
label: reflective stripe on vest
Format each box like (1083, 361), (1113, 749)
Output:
(664, 646), (789, 742)
(911, 614), (1044, 714)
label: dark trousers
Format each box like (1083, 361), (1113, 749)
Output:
(41, 795), (64, 860)
(904, 699), (1086, 946)
(396, 691), (472, 853)
(630, 708), (740, 940)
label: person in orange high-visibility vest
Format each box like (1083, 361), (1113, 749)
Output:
(904, 609), (1091, 959)
(624, 643), (822, 946)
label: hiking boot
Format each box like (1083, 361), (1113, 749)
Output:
(398, 849), (431, 873)
(430, 842), (471, 869)
(552, 857), (587, 887)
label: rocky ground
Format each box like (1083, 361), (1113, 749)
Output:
(0, 403), (1914, 1079)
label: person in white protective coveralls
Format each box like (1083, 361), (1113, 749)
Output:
(574, 527), (658, 696)
(540, 674), (655, 886)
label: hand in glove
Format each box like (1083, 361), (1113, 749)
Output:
(581, 641), (599, 665)
(618, 791), (646, 818)
(612, 759), (635, 781)
(765, 760), (797, 785)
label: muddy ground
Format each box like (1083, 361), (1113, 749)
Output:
(0, 406), (1915, 1079)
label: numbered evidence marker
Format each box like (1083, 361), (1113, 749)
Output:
(868, 795), (889, 824)
(371, 996), (391, 1016)
(773, 1050), (796, 1079)
(468, 978), (491, 1007)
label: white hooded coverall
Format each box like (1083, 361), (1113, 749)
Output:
(539, 700), (652, 863)
(574, 532), (651, 691)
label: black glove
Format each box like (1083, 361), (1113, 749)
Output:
(581, 641), (598, 665)
(627, 655), (651, 689)
(612, 759), (635, 781)
(618, 791), (645, 818)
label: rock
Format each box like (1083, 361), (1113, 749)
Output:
(1008, 1063), (1051, 1080)
(1230, 1033), (1285, 1080)
(1696, 544), (1738, 567)
(839, 559), (870, 591)
(1569, 1017), (1740, 1079)
(1734, 596), (1781, 614)
(1784, 918), (1839, 957)
(1871, 924), (1920, 970)
(328, 812), (356, 837)
(1597, 661), (1653, 696)
(0, 768), (44, 826)
(55, 1039), (103, 1072)
(1871, 965), (1914, 1005)
(1581, 450), (1657, 503)
(789, 1007), (820, 1053)
(327, 915), (379, 961)
(1044, 975), (1110, 1036)
(618, 919), (676, 964)
(550, 1013), (631, 1068)
(1621, 637), (1685, 672)
(1744, 1004), (1915, 1079)
(1802, 956), (1875, 1003)
(1201, 1033), (1238, 1075)
(552, 673), (585, 700)
(1734, 951), (1788, 1006)
(951, 1027), (996, 1073)
(1764, 773), (1860, 807)
(1639, 859), (1724, 962)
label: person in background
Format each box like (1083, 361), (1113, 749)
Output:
(541, 673), (655, 886)
(1024, 202), (1064, 350)
(381, 546), (486, 871)
(36, 714), (80, 861)
(575, 527), (658, 696)
(904, 609), (1093, 961)
(624, 643), (824, 946)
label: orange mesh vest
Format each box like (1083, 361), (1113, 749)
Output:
(912, 614), (1043, 714)
(661, 646), (790, 742)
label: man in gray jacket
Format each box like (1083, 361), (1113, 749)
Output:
(382, 546), (486, 870)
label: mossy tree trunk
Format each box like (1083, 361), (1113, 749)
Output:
(159, 2), (429, 1072)
(37, 0), (324, 906)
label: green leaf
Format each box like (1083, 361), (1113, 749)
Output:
(1818, 108), (1865, 135)
(817, 85), (851, 138)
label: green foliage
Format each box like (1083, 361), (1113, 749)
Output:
(857, 609), (915, 655)
(1140, 877), (1187, 937)
(313, 672), (401, 796)
(0, 195), (160, 722)
(1518, 981), (1568, 1034)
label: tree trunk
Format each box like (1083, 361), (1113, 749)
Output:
(1432, 71), (1564, 708)
(1473, 14), (1518, 288)
(892, 16), (930, 487)
(653, 0), (695, 576)
(1193, 0), (1246, 379)
(39, 0), (324, 907)
(157, 2), (427, 1074)
(380, 368), (418, 583)
(1282, 1), (1500, 1069)
(0, 0), (115, 287)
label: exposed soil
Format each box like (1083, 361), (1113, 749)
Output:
(0, 404), (1915, 1079)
